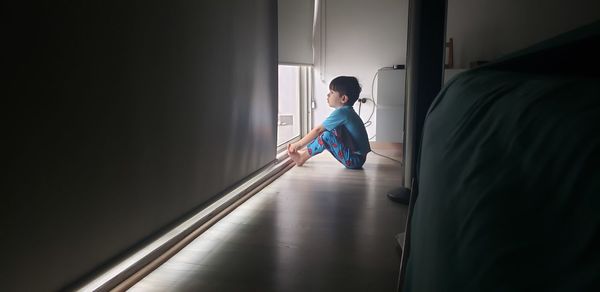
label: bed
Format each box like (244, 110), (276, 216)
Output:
(403, 20), (600, 291)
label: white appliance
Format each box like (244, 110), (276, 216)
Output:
(375, 68), (467, 143)
(376, 68), (405, 142)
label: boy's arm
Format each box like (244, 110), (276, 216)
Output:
(289, 124), (325, 153)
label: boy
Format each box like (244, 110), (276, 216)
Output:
(288, 76), (371, 169)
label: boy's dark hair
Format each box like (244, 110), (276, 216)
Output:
(329, 76), (362, 106)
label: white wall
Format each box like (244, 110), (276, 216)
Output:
(447, 0), (600, 68)
(313, 0), (409, 140)
(312, 0), (600, 140)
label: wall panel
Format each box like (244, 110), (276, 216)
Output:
(2, 1), (277, 290)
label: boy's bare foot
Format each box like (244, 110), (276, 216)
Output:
(288, 149), (303, 166)
(289, 149), (310, 166)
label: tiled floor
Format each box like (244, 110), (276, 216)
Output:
(129, 144), (408, 291)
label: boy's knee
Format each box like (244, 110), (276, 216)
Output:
(320, 130), (333, 140)
(321, 131), (340, 145)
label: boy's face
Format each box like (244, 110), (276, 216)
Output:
(326, 90), (348, 108)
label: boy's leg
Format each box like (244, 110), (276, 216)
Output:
(306, 127), (365, 169)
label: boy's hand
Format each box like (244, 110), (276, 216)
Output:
(288, 143), (298, 154)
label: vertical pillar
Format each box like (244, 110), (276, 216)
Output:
(397, 0), (447, 290)
(403, 0), (447, 191)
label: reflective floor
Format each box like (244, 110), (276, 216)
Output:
(130, 144), (408, 291)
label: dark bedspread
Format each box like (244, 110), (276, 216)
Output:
(404, 21), (600, 291)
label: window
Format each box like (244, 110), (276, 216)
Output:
(277, 65), (312, 150)
(277, 65), (300, 145)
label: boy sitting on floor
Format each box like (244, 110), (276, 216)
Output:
(288, 76), (371, 169)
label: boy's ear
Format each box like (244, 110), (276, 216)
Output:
(341, 94), (349, 104)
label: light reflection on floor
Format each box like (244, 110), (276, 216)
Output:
(130, 147), (406, 291)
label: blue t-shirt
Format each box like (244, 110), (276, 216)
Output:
(322, 105), (371, 156)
